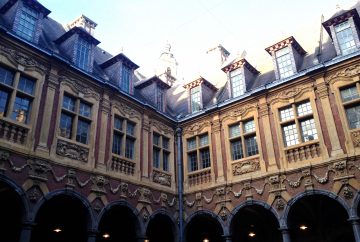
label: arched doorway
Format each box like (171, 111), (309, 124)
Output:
(287, 194), (354, 242)
(31, 193), (91, 242)
(185, 212), (224, 242)
(230, 204), (282, 242)
(97, 204), (141, 242)
(0, 179), (25, 242)
(146, 212), (176, 242)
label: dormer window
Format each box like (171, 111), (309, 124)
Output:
(121, 65), (131, 93)
(266, 36), (306, 80)
(334, 21), (356, 55)
(16, 5), (38, 41)
(323, 8), (360, 56)
(190, 86), (201, 113)
(230, 68), (245, 98)
(275, 47), (294, 79)
(76, 38), (91, 71)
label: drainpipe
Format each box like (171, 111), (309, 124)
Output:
(176, 127), (184, 242)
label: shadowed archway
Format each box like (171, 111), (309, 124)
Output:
(146, 211), (177, 242)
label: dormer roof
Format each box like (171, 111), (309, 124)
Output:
(323, 8), (360, 37)
(221, 57), (259, 74)
(265, 36), (306, 55)
(183, 76), (218, 92)
(135, 75), (171, 89)
(0, 0), (50, 16)
(54, 26), (100, 45)
(100, 53), (139, 70)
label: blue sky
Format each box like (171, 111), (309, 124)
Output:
(39, 0), (357, 79)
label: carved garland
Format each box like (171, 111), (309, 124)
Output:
(220, 103), (258, 122)
(151, 119), (173, 135)
(56, 139), (89, 162)
(113, 101), (141, 120)
(326, 64), (360, 84)
(183, 120), (211, 136)
(232, 158), (260, 176)
(267, 83), (314, 105)
(59, 77), (101, 101)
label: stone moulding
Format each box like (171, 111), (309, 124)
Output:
(232, 158), (260, 176)
(152, 169), (171, 187)
(56, 139), (89, 162)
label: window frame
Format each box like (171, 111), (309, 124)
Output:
(152, 132), (171, 172)
(111, 115), (137, 160)
(14, 5), (39, 42)
(230, 68), (245, 98)
(275, 46), (294, 79)
(75, 37), (92, 71)
(339, 83), (360, 130)
(190, 85), (202, 113)
(186, 132), (211, 172)
(120, 65), (132, 93)
(334, 20), (357, 55)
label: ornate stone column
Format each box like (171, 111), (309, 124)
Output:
(349, 217), (360, 242)
(19, 221), (34, 242)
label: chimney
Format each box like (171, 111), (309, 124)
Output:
(67, 15), (97, 36)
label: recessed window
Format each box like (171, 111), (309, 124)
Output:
(59, 94), (92, 145)
(156, 86), (165, 111)
(279, 101), (318, 147)
(230, 68), (245, 97)
(15, 6), (39, 41)
(275, 47), (294, 79)
(76, 38), (91, 71)
(335, 21), (357, 55)
(229, 119), (259, 161)
(121, 66), (131, 93)
(0, 66), (35, 123)
(112, 116), (136, 160)
(340, 84), (360, 129)
(190, 86), (201, 113)
(152, 133), (170, 172)
(187, 133), (211, 172)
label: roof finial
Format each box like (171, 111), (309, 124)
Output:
(336, 4), (341, 11)
(164, 41), (171, 53)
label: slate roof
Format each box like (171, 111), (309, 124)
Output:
(0, 0), (359, 122)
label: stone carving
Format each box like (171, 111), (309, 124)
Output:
(119, 182), (129, 198)
(221, 103), (258, 121)
(351, 130), (360, 147)
(151, 120), (173, 135)
(327, 64), (360, 83)
(28, 159), (51, 181)
(267, 175), (285, 192)
(342, 186), (354, 199)
(93, 200), (103, 213)
(27, 186), (42, 203)
(160, 193), (168, 207)
(66, 169), (77, 188)
(183, 121), (211, 136)
(60, 77), (100, 101)
(211, 120), (221, 133)
(195, 192), (202, 208)
(91, 175), (108, 194)
(268, 84), (313, 104)
(153, 170), (171, 187)
(219, 206), (230, 221)
(258, 103), (269, 117)
(138, 187), (151, 203)
(315, 82), (329, 99)
(113, 101), (140, 120)
(56, 139), (89, 162)
(275, 197), (286, 210)
(0, 44), (47, 72)
(232, 159), (260, 176)
(0, 150), (10, 171)
(141, 207), (150, 221)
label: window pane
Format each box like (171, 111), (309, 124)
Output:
(16, 6), (38, 41)
(18, 76), (35, 95)
(63, 95), (75, 111)
(126, 122), (135, 136)
(153, 133), (160, 146)
(12, 96), (31, 123)
(163, 151), (169, 171)
(229, 124), (240, 138)
(231, 139), (243, 160)
(243, 120), (255, 133)
(163, 137), (169, 149)
(156, 87), (164, 111)
(187, 137), (197, 150)
(335, 21), (356, 55)
(153, 148), (160, 168)
(282, 123), (299, 147)
(191, 86), (201, 113)
(245, 136), (259, 156)
(301, 118), (318, 142)
(297, 101), (312, 116)
(280, 106), (294, 121)
(276, 47), (294, 79)
(76, 119), (90, 144)
(76, 38), (91, 70)
(200, 149), (211, 169)
(79, 102), (91, 117)
(188, 152), (198, 172)
(199, 134), (209, 146)
(121, 66), (131, 93)
(112, 132), (122, 155)
(0, 90), (10, 116)
(125, 138), (135, 159)
(114, 117), (123, 130)
(60, 113), (73, 139)
(230, 68), (245, 97)
(346, 105), (360, 129)
(341, 86), (359, 102)
(0, 67), (14, 86)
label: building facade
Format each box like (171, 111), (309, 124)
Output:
(0, 1), (360, 242)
